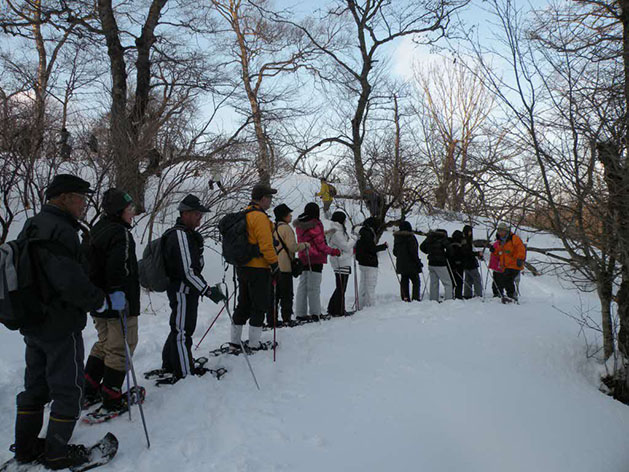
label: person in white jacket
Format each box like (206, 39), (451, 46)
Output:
(325, 211), (356, 316)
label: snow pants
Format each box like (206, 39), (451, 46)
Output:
(234, 266), (270, 327)
(268, 272), (294, 325)
(463, 268), (483, 298)
(162, 289), (199, 378)
(295, 270), (323, 317)
(359, 265), (378, 308)
(428, 265), (453, 301)
(494, 268), (520, 299)
(89, 315), (138, 371)
(327, 269), (350, 315)
(400, 273), (420, 301)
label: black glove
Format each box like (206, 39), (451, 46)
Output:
(516, 258), (524, 268)
(205, 284), (227, 304)
(270, 262), (280, 277)
(489, 246), (495, 253)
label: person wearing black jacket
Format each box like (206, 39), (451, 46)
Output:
(355, 217), (387, 308)
(12, 174), (120, 470)
(83, 189), (139, 413)
(161, 194), (223, 380)
(462, 225), (483, 298)
(419, 229), (453, 301)
(449, 230), (466, 300)
(393, 221), (423, 302)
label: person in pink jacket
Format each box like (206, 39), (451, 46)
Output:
(488, 239), (503, 297)
(293, 202), (341, 321)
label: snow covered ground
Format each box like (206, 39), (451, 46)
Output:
(1, 176), (629, 471)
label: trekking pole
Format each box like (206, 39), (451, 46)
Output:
(353, 256), (360, 311)
(420, 271), (428, 301)
(386, 246), (401, 285)
(272, 278), (277, 363)
(222, 282), (260, 390)
(120, 310), (151, 449)
(194, 291), (235, 350)
(445, 259), (456, 300)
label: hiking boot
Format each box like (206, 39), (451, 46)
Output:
(44, 443), (89, 470)
(295, 315), (310, 322)
(101, 366), (127, 411)
(12, 437), (45, 464)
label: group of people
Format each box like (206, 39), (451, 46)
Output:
(7, 174), (526, 470)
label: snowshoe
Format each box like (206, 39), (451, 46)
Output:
(81, 387), (145, 425)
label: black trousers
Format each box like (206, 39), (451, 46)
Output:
(234, 267), (270, 328)
(162, 289), (199, 378)
(327, 271), (350, 316)
(17, 332), (85, 419)
(400, 273), (420, 301)
(267, 272), (294, 324)
(451, 266), (464, 299)
(494, 269), (519, 298)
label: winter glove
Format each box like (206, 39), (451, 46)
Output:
(205, 284), (227, 304)
(100, 291), (126, 312)
(516, 258), (524, 268)
(333, 249), (342, 257)
(489, 246), (495, 253)
(270, 262), (280, 277)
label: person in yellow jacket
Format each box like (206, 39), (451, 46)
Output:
(315, 177), (334, 219)
(230, 183), (279, 351)
(490, 222), (526, 302)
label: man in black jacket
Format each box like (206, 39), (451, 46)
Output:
(355, 217), (387, 308)
(161, 194), (222, 380)
(84, 188), (139, 412)
(393, 221), (422, 302)
(420, 229), (453, 301)
(462, 225), (483, 298)
(13, 174), (122, 470)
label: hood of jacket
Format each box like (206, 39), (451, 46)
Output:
(293, 219), (317, 231)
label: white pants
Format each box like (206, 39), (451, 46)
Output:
(359, 265), (378, 309)
(295, 270), (323, 317)
(429, 265), (453, 301)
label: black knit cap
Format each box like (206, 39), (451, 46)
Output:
(178, 194), (210, 213)
(399, 221), (412, 232)
(252, 183), (278, 201)
(102, 188), (133, 216)
(45, 174), (94, 200)
(331, 211), (346, 224)
(298, 202), (320, 221)
(274, 203), (293, 220)
(452, 230), (464, 242)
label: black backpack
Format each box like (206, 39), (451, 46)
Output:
(138, 229), (173, 292)
(219, 209), (261, 266)
(0, 238), (56, 331)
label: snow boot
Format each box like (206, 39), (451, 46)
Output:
(45, 414), (87, 470)
(100, 367), (127, 412)
(14, 406), (44, 463)
(247, 325), (263, 350)
(231, 324), (243, 345)
(83, 356), (105, 408)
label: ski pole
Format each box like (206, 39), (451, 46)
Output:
(222, 282), (260, 390)
(420, 271), (427, 301)
(122, 314), (132, 422)
(120, 310), (151, 449)
(445, 259), (457, 300)
(353, 256), (360, 311)
(194, 291), (235, 350)
(386, 246), (401, 285)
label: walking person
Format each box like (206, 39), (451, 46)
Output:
(355, 217), (388, 309)
(449, 230), (466, 300)
(162, 194), (223, 379)
(315, 177), (335, 219)
(12, 174), (111, 469)
(294, 203), (341, 321)
(393, 221), (423, 302)
(83, 189), (139, 413)
(230, 184), (279, 350)
(326, 211), (356, 316)
(491, 222), (526, 302)
(420, 229), (454, 301)
(462, 225), (483, 298)
(269, 203), (309, 327)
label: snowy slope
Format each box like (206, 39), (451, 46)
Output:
(1, 175), (628, 472)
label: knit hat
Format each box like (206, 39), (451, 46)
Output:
(452, 230), (464, 243)
(178, 194), (210, 213)
(363, 217), (379, 230)
(331, 211), (346, 225)
(102, 188), (133, 216)
(273, 203), (293, 221)
(298, 202), (320, 222)
(251, 183), (278, 201)
(463, 224), (473, 236)
(45, 174), (94, 200)
(399, 221), (412, 232)
(497, 222), (509, 231)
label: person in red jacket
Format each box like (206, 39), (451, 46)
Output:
(293, 202), (341, 321)
(491, 222), (526, 302)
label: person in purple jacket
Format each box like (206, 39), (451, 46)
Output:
(293, 203), (341, 321)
